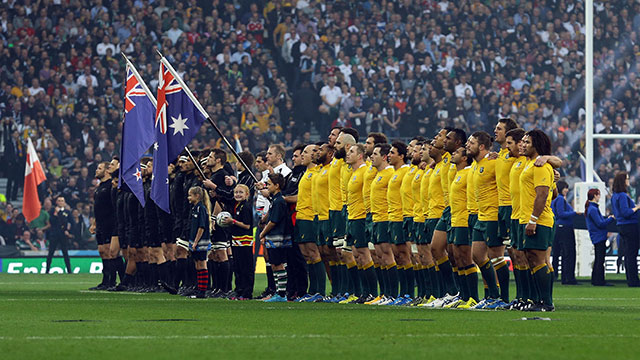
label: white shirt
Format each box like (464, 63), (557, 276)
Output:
(320, 85), (342, 107)
(256, 163), (292, 215)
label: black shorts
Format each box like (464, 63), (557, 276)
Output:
(95, 230), (111, 246)
(145, 235), (163, 248)
(268, 247), (288, 266)
(192, 250), (207, 261)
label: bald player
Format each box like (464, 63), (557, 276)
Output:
(335, 129), (361, 304)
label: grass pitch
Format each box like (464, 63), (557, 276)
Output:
(1, 274), (639, 359)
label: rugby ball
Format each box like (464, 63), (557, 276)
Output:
(216, 211), (232, 227)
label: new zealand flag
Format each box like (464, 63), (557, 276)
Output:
(119, 64), (156, 206)
(151, 60), (206, 213)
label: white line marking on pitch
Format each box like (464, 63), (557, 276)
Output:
(0, 333), (637, 341)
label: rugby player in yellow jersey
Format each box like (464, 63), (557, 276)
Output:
(492, 118), (519, 302)
(366, 144), (398, 305)
(408, 139), (427, 304)
(294, 145), (327, 302)
(504, 128), (530, 309)
(520, 130), (556, 312)
(327, 129), (348, 300)
(446, 147), (479, 309)
(466, 131), (504, 309)
(335, 129), (361, 303)
(413, 141), (438, 305)
(428, 128), (467, 307)
(363, 133), (387, 300)
(345, 144), (379, 303)
(398, 137), (425, 300)
(313, 143), (339, 300)
(419, 133), (447, 306)
(387, 141), (412, 304)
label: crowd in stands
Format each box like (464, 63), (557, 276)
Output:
(0, 0), (639, 249)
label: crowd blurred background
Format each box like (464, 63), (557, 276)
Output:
(0, 0), (639, 250)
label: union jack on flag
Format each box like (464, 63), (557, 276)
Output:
(155, 62), (182, 134)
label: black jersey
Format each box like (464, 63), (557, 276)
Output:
(143, 180), (159, 243)
(94, 180), (116, 235)
(170, 171), (185, 240)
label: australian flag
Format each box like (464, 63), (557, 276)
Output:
(151, 60), (206, 213)
(119, 64), (156, 207)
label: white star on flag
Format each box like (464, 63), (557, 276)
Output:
(169, 113), (189, 136)
(153, 142), (159, 151)
(134, 168), (142, 181)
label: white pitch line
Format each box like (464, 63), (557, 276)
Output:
(0, 333), (637, 341)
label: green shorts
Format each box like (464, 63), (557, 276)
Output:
(523, 224), (554, 251)
(317, 219), (331, 246)
(413, 221), (425, 244)
(498, 206), (512, 242)
(452, 227), (471, 246)
(389, 221), (406, 245)
(510, 219), (521, 250)
(468, 213), (478, 231)
(435, 206), (451, 232)
(329, 209), (346, 240)
(365, 213), (374, 244)
(472, 220), (501, 247)
(295, 219), (317, 243)
(424, 218), (438, 245)
(373, 221), (391, 244)
(403, 217), (414, 243)
(346, 218), (367, 248)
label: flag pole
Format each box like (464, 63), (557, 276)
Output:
(121, 53), (207, 180)
(155, 50), (260, 184)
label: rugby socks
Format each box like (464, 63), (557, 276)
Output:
(433, 264), (442, 297)
(99, 258), (108, 286)
(196, 269), (208, 292)
(452, 266), (460, 295)
(398, 265), (407, 296)
(115, 257), (125, 283)
(207, 260), (216, 289)
(346, 261), (360, 296)
(526, 266), (539, 302)
(374, 263), (383, 295)
(362, 261), (378, 297)
(265, 262), (276, 292)
(493, 257), (510, 302)
(176, 258), (187, 288)
(405, 264), (415, 298)
(275, 269), (287, 297)
(379, 265), (388, 295)
(218, 261), (230, 292)
(425, 263), (436, 298)
(307, 259), (327, 295)
(547, 265), (554, 304)
(513, 265), (524, 300)
(436, 256), (457, 296)
(388, 263), (399, 297)
(329, 261), (340, 295)
(532, 264), (553, 305)
(456, 267), (467, 301)
(478, 258), (500, 299)
(312, 259), (327, 295)
(465, 265), (480, 301)
(415, 265), (424, 297)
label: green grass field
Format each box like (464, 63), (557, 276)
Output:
(1, 273), (640, 359)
